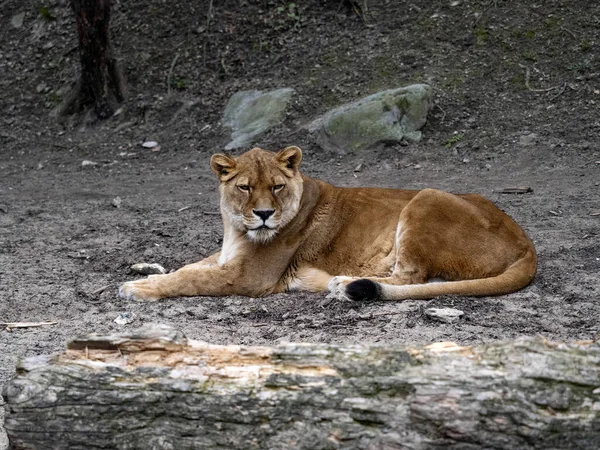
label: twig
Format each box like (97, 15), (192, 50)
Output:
(435, 104), (447, 123)
(560, 26), (577, 39)
(178, 206), (191, 212)
(2, 321), (57, 331)
(91, 284), (111, 296)
(494, 187), (533, 194)
(549, 82), (568, 101)
(519, 64), (563, 93)
(67, 253), (90, 260)
(220, 56), (229, 75)
(205, 0), (214, 33)
(474, 0), (497, 26)
(167, 53), (180, 96)
(203, 0), (214, 67)
(370, 311), (405, 318)
(590, 212), (600, 217)
(202, 210), (221, 216)
(62, 45), (78, 57)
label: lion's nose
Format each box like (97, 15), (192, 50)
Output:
(253, 209), (275, 221)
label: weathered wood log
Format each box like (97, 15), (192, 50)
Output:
(3, 324), (600, 449)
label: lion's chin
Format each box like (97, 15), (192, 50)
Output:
(246, 227), (278, 244)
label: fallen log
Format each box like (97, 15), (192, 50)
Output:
(3, 324), (600, 449)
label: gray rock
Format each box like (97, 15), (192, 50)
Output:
(519, 132), (538, 146)
(424, 307), (464, 324)
(309, 84), (432, 153)
(114, 313), (135, 325)
(11, 12), (25, 29)
(142, 141), (158, 149)
(130, 263), (166, 275)
(223, 88), (295, 150)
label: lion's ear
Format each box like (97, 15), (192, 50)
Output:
(210, 154), (237, 181)
(276, 146), (302, 175)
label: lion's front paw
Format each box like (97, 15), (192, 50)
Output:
(327, 276), (355, 301)
(118, 276), (164, 301)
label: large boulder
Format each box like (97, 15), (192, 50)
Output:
(222, 88), (295, 150)
(309, 84), (432, 153)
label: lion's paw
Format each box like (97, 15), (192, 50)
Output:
(327, 276), (355, 301)
(118, 277), (162, 302)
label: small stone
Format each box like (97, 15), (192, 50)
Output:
(81, 160), (98, 167)
(462, 158), (470, 164)
(519, 133), (538, 146)
(485, 164), (492, 169)
(130, 263), (167, 275)
(111, 197), (122, 208)
(424, 307), (464, 324)
(11, 12), (25, 29)
(0, 205), (8, 214)
(354, 163), (364, 172)
(36, 83), (46, 93)
(114, 312), (135, 325)
(142, 141), (158, 149)
(413, 164), (421, 169)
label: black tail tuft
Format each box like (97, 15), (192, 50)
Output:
(346, 279), (380, 301)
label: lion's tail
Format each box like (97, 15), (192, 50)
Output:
(346, 247), (537, 301)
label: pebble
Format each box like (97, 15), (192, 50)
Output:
(114, 312), (135, 325)
(81, 160), (98, 167)
(11, 12), (25, 29)
(111, 197), (122, 208)
(130, 263), (167, 275)
(519, 133), (538, 146)
(424, 307), (464, 324)
(142, 141), (158, 149)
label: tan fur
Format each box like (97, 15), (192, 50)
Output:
(119, 146), (537, 302)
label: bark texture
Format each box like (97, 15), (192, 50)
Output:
(3, 324), (600, 450)
(55, 0), (125, 119)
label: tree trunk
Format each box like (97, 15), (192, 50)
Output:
(3, 325), (600, 449)
(55, 0), (126, 119)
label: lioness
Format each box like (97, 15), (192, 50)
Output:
(119, 146), (536, 302)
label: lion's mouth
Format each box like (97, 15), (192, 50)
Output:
(246, 224), (278, 244)
(249, 224), (275, 231)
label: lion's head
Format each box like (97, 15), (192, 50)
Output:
(210, 146), (304, 244)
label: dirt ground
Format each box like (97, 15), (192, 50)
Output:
(1, 0), (599, 434)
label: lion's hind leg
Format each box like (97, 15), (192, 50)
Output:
(339, 188), (535, 301)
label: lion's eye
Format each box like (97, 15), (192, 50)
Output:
(272, 184), (285, 193)
(237, 185), (250, 192)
